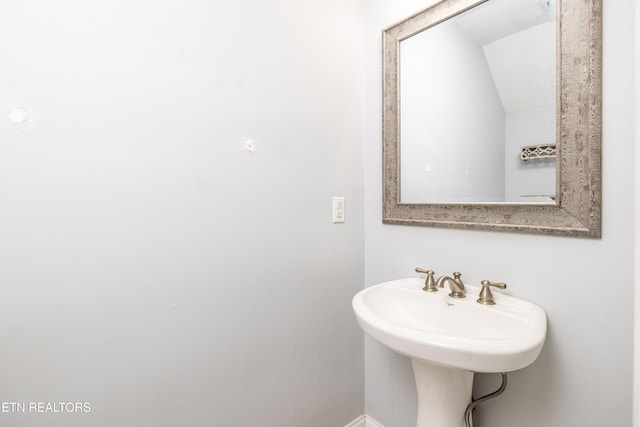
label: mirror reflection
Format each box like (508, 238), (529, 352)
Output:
(400, 0), (556, 203)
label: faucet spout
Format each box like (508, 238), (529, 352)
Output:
(436, 272), (466, 298)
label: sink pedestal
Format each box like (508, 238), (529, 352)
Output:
(412, 359), (473, 427)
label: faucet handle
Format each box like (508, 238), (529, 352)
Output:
(477, 280), (507, 305)
(415, 268), (438, 292)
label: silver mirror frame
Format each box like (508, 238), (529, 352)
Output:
(382, 0), (602, 237)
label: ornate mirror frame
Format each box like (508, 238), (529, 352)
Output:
(382, 0), (602, 237)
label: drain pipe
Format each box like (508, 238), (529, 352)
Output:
(464, 373), (508, 427)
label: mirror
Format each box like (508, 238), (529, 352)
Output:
(400, 0), (556, 203)
(382, 0), (601, 237)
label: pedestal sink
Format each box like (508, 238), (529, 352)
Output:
(352, 278), (547, 427)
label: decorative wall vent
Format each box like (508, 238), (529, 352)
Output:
(520, 144), (557, 161)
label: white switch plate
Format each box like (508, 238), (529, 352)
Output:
(333, 197), (345, 223)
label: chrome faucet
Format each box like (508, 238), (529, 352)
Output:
(436, 272), (466, 298)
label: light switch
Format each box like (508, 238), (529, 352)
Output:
(333, 197), (345, 223)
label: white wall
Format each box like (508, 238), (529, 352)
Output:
(634, 0), (640, 424)
(364, 1), (635, 427)
(0, 1), (365, 426)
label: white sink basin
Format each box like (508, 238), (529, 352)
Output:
(353, 278), (547, 373)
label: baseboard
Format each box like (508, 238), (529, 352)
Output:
(344, 415), (366, 427)
(364, 415), (385, 427)
(344, 414), (384, 427)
